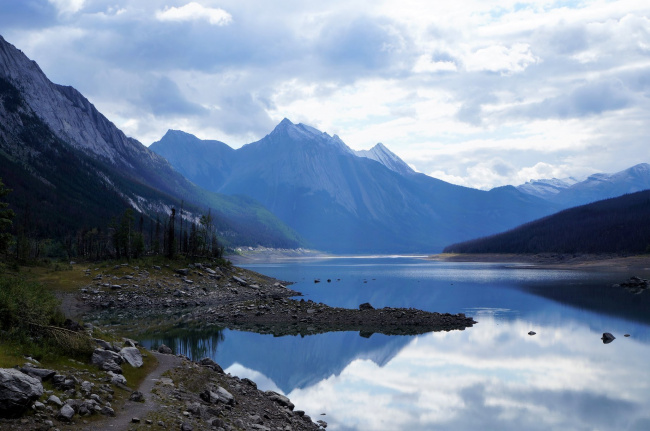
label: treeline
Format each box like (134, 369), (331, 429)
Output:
(443, 190), (650, 254)
(1, 177), (223, 262)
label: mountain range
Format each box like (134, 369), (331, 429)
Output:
(0, 35), (301, 250)
(516, 163), (650, 205)
(151, 123), (561, 253)
(151, 125), (650, 253)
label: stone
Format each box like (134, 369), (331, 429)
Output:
(132, 417), (141, 423)
(91, 348), (124, 368)
(602, 332), (616, 344)
(317, 420), (328, 428)
(359, 302), (374, 311)
(47, 395), (63, 407)
(158, 344), (173, 354)
(120, 347), (144, 368)
(81, 381), (93, 394)
(32, 401), (45, 411)
(129, 391), (144, 402)
(175, 268), (190, 276)
(265, 391), (294, 410)
(0, 368), (44, 418)
(108, 372), (127, 386)
(232, 276), (247, 286)
(100, 405), (115, 416)
(57, 404), (75, 421)
(181, 422), (194, 431)
(198, 357), (224, 373)
(20, 366), (56, 382)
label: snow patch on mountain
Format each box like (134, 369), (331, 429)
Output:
(516, 177), (580, 198)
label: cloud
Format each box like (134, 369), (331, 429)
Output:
(464, 43), (540, 75)
(2, 0), (650, 188)
(155, 2), (232, 26)
(141, 75), (207, 117)
(48, 0), (85, 15)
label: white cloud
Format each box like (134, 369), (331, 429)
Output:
(464, 43), (540, 75)
(155, 2), (232, 26)
(48, 0), (86, 15)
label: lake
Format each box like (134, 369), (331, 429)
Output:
(140, 257), (650, 431)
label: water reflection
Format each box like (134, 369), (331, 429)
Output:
(136, 258), (650, 430)
(288, 317), (650, 431)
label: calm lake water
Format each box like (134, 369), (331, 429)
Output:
(140, 257), (650, 431)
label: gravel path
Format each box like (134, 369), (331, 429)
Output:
(93, 352), (182, 430)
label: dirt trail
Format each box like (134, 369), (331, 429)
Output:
(92, 352), (183, 430)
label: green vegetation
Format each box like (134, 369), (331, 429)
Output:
(0, 274), (94, 360)
(444, 190), (650, 254)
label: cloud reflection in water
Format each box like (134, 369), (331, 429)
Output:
(288, 317), (650, 431)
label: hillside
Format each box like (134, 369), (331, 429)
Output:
(151, 121), (559, 253)
(443, 190), (650, 254)
(0, 35), (302, 252)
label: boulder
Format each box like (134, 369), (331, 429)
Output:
(232, 276), (247, 286)
(91, 348), (124, 368)
(57, 404), (75, 421)
(200, 386), (234, 405)
(19, 366), (56, 381)
(265, 390), (294, 410)
(129, 391), (144, 402)
(198, 357), (224, 373)
(120, 347), (144, 368)
(175, 268), (190, 276)
(47, 394), (63, 407)
(0, 368), (44, 418)
(359, 302), (374, 311)
(158, 344), (173, 354)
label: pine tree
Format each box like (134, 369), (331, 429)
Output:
(0, 178), (15, 256)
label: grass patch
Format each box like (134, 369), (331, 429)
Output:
(122, 349), (159, 390)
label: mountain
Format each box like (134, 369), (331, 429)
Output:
(0, 35), (301, 250)
(355, 143), (415, 176)
(517, 164), (650, 205)
(443, 190), (650, 254)
(151, 120), (560, 253)
(516, 177), (580, 199)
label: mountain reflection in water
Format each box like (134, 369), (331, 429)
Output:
(139, 258), (650, 430)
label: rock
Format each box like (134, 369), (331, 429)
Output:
(528, 331), (536, 336)
(317, 420), (328, 428)
(20, 366), (56, 381)
(602, 332), (616, 344)
(0, 368), (44, 418)
(47, 394), (63, 407)
(204, 268), (216, 275)
(100, 405), (115, 416)
(158, 344), (173, 354)
(108, 372), (127, 386)
(132, 417), (141, 423)
(181, 422), (194, 431)
(32, 401), (45, 411)
(91, 348), (124, 370)
(129, 391), (144, 402)
(120, 347), (144, 368)
(232, 276), (248, 286)
(265, 391), (294, 410)
(198, 357), (224, 373)
(81, 380), (93, 393)
(359, 302), (374, 311)
(175, 268), (190, 276)
(201, 386), (234, 405)
(57, 404), (75, 421)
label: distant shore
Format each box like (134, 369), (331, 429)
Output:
(429, 253), (650, 271)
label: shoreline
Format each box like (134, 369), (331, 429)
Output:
(0, 258), (476, 430)
(429, 253), (650, 271)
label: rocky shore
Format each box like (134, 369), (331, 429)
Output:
(1, 260), (476, 430)
(80, 262), (476, 336)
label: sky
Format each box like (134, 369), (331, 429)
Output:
(1, 0), (650, 189)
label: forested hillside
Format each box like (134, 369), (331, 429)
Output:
(443, 190), (650, 254)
